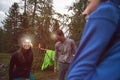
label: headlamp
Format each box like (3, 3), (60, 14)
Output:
(25, 39), (31, 43)
(50, 33), (57, 40)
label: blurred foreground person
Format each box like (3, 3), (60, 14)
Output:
(66, 0), (120, 80)
(9, 38), (34, 80)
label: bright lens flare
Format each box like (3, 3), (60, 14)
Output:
(50, 33), (56, 40)
(25, 39), (31, 43)
(21, 38), (33, 47)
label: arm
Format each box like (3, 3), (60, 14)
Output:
(66, 3), (119, 79)
(71, 40), (77, 56)
(40, 48), (46, 51)
(54, 44), (59, 72)
(38, 43), (46, 51)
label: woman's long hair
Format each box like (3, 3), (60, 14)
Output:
(17, 46), (33, 63)
(17, 34), (33, 63)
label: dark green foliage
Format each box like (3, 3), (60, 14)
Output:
(68, 0), (87, 46)
(0, 0), (89, 79)
(1, 3), (21, 52)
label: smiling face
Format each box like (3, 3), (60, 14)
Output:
(21, 39), (32, 50)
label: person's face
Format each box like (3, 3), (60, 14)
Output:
(55, 35), (61, 41)
(55, 34), (62, 42)
(21, 40), (31, 50)
(82, 0), (101, 19)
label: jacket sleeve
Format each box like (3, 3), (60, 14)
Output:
(66, 2), (119, 80)
(54, 43), (59, 67)
(9, 54), (15, 80)
(71, 39), (77, 54)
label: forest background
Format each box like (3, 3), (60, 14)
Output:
(0, 0), (88, 79)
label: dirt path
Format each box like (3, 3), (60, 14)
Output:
(35, 71), (58, 80)
(40, 74), (58, 80)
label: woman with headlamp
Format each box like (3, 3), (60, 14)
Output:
(9, 38), (34, 80)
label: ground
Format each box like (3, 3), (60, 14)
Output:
(33, 70), (58, 80)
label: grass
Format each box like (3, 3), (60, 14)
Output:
(0, 53), (11, 79)
(33, 70), (57, 80)
(0, 53), (11, 64)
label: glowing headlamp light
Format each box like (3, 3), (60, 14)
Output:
(50, 33), (57, 40)
(24, 39), (31, 43)
(22, 38), (33, 47)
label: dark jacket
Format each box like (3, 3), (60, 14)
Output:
(9, 49), (33, 80)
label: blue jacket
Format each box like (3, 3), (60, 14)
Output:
(66, 1), (120, 80)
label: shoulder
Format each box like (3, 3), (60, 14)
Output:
(89, 2), (119, 23)
(11, 50), (19, 58)
(66, 38), (75, 43)
(55, 41), (61, 47)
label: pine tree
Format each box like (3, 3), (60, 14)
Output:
(68, 0), (88, 46)
(2, 2), (21, 52)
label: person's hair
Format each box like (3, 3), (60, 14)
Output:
(55, 29), (64, 36)
(16, 34), (33, 62)
(17, 46), (33, 63)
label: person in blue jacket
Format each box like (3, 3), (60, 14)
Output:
(66, 0), (120, 80)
